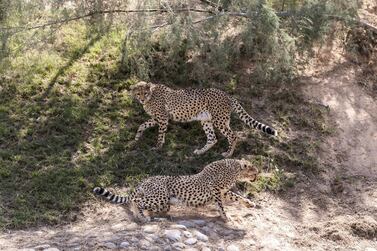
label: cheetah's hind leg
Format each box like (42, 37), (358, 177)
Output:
(216, 123), (237, 158)
(194, 121), (217, 155)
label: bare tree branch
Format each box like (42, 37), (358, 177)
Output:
(2, 8), (377, 35)
(0, 8), (213, 32)
(199, 0), (218, 8)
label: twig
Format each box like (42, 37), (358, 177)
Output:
(0, 8), (212, 32)
(2, 8), (377, 35)
(199, 0), (218, 8)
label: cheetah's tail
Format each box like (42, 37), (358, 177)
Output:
(93, 187), (130, 204)
(231, 98), (277, 136)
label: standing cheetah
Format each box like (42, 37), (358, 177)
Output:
(93, 159), (258, 222)
(130, 81), (277, 157)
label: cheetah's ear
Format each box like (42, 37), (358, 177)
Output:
(148, 82), (157, 93)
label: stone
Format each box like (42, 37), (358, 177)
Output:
(101, 242), (117, 249)
(183, 231), (193, 238)
(177, 220), (196, 228)
(223, 229), (234, 235)
(111, 223), (124, 231)
(224, 234), (236, 240)
(192, 220), (207, 226)
(130, 236), (139, 243)
(149, 246), (161, 251)
(226, 244), (240, 251)
(143, 225), (159, 233)
(172, 242), (185, 250)
(145, 234), (159, 242)
(124, 222), (139, 231)
(170, 224), (187, 230)
(43, 248), (60, 251)
(193, 230), (209, 242)
(201, 226), (212, 234)
(138, 239), (151, 250)
(184, 238), (198, 245)
(34, 245), (50, 250)
(72, 247), (81, 251)
(208, 231), (219, 239)
(164, 229), (182, 242)
(201, 247), (211, 251)
(164, 245), (173, 251)
(120, 241), (130, 248)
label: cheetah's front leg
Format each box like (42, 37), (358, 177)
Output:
(155, 119), (169, 149)
(224, 190), (256, 208)
(194, 121), (217, 155)
(135, 119), (157, 141)
(213, 190), (229, 222)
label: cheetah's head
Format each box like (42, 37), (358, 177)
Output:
(238, 158), (259, 182)
(130, 81), (156, 104)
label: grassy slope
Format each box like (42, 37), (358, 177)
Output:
(0, 22), (332, 229)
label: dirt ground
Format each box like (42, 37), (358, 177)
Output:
(1, 3), (377, 251)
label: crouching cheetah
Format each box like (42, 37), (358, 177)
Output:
(130, 81), (277, 157)
(93, 159), (258, 222)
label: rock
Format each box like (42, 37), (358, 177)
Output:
(149, 246), (161, 251)
(43, 248), (60, 251)
(193, 230), (209, 242)
(20, 249), (36, 251)
(201, 247), (211, 251)
(164, 229), (182, 242)
(111, 223), (124, 231)
(223, 229), (234, 235)
(138, 239), (151, 250)
(177, 220), (196, 228)
(145, 234), (159, 242)
(101, 242), (117, 249)
(172, 242), (185, 250)
(164, 245), (173, 251)
(184, 248), (199, 251)
(183, 231), (193, 238)
(226, 244), (240, 251)
(208, 231), (219, 239)
(34, 245), (50, 250)
(192, 220), (207, 226)
(184, 238), (198, 245)
(143, 225), (159, 233)
(170, 224), (187, 230)
(72, 247), (81, 251)
(120, 241), (130, 248)
(224, 234), (236, 240)
(130, 236), (139, 243)
(66, 242), (80, 248)
(201, 226), (212, 234)
(124, 222), (139, 231)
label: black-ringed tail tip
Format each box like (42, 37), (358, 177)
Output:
(93, 187), (128, 204)
(93, 187), (106, 195)
(231, 97), (277, 137)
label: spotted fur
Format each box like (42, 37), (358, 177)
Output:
(93, 159), (258, 222)
(130, 81), (277, 157)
